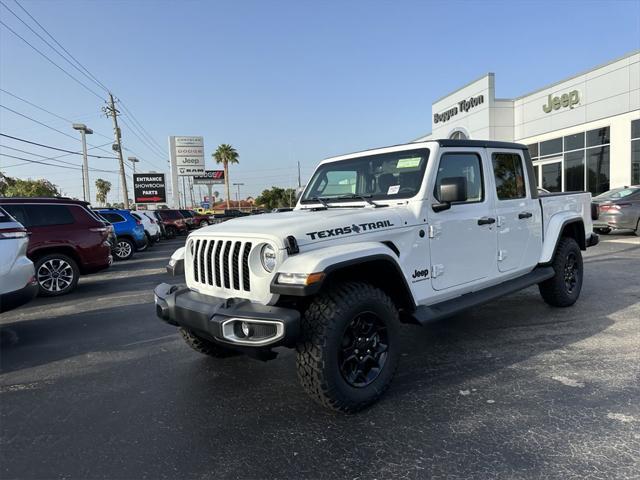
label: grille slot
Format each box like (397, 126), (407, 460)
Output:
(190, 238), (254, 294)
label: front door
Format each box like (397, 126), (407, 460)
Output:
(489, 150), (541, 273)
(428, 150), (497, 291)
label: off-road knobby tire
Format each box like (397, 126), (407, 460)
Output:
(179, 328), (237, 358)
(296, 282), (400, 413)
(538, 237), (583, 307)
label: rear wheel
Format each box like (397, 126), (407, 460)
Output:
(634, 219), (640, 237)
(113, 238), (135, 260)
(35, 254), (79, 297)
(165, 225), (177, 239)
(538, 237), (583, 307)
(199, 220), (209, 227)
(296, 282), (400, 413)
(180, 328), (238, 358)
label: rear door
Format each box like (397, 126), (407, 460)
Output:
(489, 149), (541, 273)
(428, 149), (497, 291)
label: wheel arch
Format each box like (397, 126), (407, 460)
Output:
(30, 245), (82, 271)
(540, 216), (585, 264)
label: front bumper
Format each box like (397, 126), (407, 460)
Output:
(154, 283), (300, 348)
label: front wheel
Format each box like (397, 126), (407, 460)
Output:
(538, 237), (583, 307)
(165, 226), (177, 239)
(296, 282), (400, 413)
(180, 328), (238, 358)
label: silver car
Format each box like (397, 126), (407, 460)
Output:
(0, 207), (38, 313)
(592, 186), (640, 236)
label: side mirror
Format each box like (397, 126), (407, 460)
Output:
(432, 177), (468, 212)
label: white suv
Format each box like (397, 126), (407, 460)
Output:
(131, 211), (161, 245)
(0, 207), (38, 313)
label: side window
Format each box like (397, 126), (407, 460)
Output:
(434, 153), (484, 203)
(2, 205), (29, 226)
(23, 205), (75, 227)
(101, 213), (126, 223)
(492, 153), (527, 200)
(131, 213), (142, 221)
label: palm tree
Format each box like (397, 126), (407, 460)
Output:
(95, 179), (112, 206)
(212, 144), (239, 209)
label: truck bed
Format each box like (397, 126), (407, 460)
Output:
(539, 191), (594, 241)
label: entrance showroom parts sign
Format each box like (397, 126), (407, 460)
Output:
(542, 90), (580, 113)
(433, 95), (485, 124)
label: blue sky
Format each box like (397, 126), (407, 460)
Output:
(1, 0), (639, 202)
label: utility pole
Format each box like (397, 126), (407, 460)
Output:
(103, 93), (129, 209)
(233, 182), (244, 208)
(297, 160), (301, 188)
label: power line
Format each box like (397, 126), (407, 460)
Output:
(0, 133), (118, 158)
(0, 19), (104, 100)
(0, 1), (109, 95)
(0, 144), (119, 173)
(119, 101), (167, 155)
(1, 152), (92, 171)
(12, 0), (110, 93)
(119, 116), (166, 160)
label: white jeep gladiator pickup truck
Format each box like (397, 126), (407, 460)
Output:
(155, 139), (599, 412)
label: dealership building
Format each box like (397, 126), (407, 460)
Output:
(415, 50), (640, 195)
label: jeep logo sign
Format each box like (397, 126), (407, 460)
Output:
(542, 90), (580, 113)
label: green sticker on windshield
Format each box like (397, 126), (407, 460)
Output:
(396, 157), (421, 169)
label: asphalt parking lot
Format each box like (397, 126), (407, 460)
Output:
(1, 234), (639, 480)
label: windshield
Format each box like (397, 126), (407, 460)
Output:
(595, 187), (640, 200)
(301, 148), (429, 203)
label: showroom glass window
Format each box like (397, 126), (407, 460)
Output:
(632, 119), (640, 185)
(528, 126), (610, 195)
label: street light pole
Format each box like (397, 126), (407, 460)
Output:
(128, 156), (139, 175)
(73, 123), (93, 203)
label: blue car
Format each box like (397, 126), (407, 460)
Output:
(96, 209), (147, 261)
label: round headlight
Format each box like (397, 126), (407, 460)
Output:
(260, 244), (277, 272)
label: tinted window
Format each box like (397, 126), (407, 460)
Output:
(539, 138), (562, 157)
(632, 140), (640, 185)
(587, 146), (610, 195)
(542, 163), (561, 192)
(632, 119), (640, 140)
(527, 143), (538, 158)
(0, 207), (15, 223)
(9, 204), (75, 227)
(159, 210), (181, 220)
(434, 153), (483, 203)
(492, 153), (526, 200)
(564, 151), (585, 191)
(101, 212), (126, 223)
(131, 213), (142, 221)
(564, 132), (584, 151)
(586, 127), (610, 147)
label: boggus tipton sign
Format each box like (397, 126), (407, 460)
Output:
(542, 90), (580, 113)
(433, 94), (485, 124)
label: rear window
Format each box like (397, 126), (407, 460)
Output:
(131, 213), (142, 221)
(595, 187), (640, 200)
(2, 204), (75, 227)
(101, 212), (126, 223)
(159, 210), (181, 220)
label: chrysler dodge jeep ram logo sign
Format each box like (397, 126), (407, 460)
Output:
(306, 220), (394, 240)
(433, 94), (484, 124)
(542, 90), (580, 113)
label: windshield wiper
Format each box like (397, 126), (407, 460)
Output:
(307, 196), (329, 208)
(336, 194), (381, 207)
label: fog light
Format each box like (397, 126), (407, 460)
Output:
(241, 321), (252, 337)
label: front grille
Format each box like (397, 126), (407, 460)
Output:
(191, 239), (252, 292)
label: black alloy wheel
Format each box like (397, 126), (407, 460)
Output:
(339, 312), (389, 388)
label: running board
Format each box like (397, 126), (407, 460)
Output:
(412, 267), (555, 325)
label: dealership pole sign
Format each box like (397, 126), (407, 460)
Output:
(170, 136), (205, 176)
(193, 170), (224, 185)
(133, 173), (166, 203)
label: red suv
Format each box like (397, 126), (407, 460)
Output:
(0, 198), (112, 296)
(155, 209), (188, 238)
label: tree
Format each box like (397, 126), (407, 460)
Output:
(95, 179), (112, 206)
(212, 144), (239, 209)
(255, 186), (297, 210)
(0, 173), (61, 197)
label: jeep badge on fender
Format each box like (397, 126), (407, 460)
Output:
(155, 139), (598, 413)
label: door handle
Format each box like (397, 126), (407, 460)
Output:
(518, 212), (533, 219)
(477, 217), (496, 225)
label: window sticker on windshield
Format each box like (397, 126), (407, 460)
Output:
(396, 157), (421, 169)
(387, 185), (400, 195)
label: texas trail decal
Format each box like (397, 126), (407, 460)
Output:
(306, 220), (394, 240)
